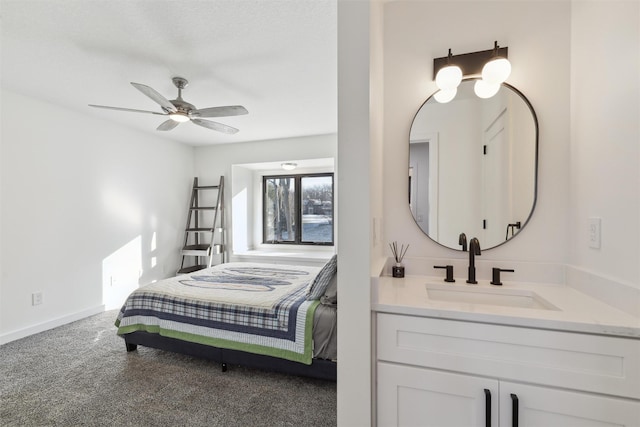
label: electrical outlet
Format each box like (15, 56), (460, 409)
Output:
(32, 292), (43, 306)
(588, 217), (601, 249)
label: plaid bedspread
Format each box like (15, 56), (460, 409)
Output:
(115, 262), (321, 364)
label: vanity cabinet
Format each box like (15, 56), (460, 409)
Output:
(378, 363), (498, 426)
(376, 313), (640, 427)
(378, 363), (638, 426)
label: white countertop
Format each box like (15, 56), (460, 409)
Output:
(373, 275), (640, 339)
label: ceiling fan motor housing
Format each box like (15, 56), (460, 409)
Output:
(168, 98), (196, 114)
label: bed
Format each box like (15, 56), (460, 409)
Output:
(115, 257), (337, 381)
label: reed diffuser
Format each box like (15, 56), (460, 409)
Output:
(389, 241), (409, 278)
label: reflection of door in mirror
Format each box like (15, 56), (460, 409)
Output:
(409, 143), (429, 234)
(410, 133), (439, 239)
(482, 108), (509, 244)
(409, 80), (538, 250)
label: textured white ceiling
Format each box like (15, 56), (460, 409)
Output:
(1, 0), (337, 145)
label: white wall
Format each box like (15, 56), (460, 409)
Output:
(370, 0), (386, 266)
(0, 89), (194, 343)
(230, 165), (254, 253)
(337, 0), (377, 424)
(569, 1), (640, 288)
(383, 1), (572, 266)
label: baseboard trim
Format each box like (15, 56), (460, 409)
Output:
(0, 305), (105, 345)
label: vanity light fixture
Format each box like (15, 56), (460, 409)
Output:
(435, 49), (463, 91)
(482, 41), (512, 85)
(281, 162), (297, 171)
(433, 41), (510, 103)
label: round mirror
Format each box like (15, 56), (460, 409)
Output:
(409, 78), (538, 250)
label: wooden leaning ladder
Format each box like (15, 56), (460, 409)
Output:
(177, 176), (225, 274)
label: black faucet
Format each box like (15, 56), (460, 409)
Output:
(458, 233), (468, 251)
(466, 237), (481, 284)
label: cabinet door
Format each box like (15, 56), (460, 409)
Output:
(500, 382), (640, 427)
(378, 362), (498, 427)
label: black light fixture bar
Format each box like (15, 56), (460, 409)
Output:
(433, 45), (508, 79)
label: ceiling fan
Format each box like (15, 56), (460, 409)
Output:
(89, 77), (248, 134)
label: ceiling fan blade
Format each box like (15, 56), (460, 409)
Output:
(191, 118), (239, 134)
(88, 104), (166, 115)
(191, 105), (248, 118)
(130, 82), (177, 113)
(157, 119), (180, 131)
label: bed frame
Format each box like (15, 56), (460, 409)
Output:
(123, 331), (337, 381)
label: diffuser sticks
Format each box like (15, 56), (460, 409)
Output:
(389, 241), (409, 264)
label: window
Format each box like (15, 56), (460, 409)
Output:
(263, 173), (334, 245)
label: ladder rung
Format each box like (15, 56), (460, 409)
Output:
(190, 207), (216, 210)
(183, 244), (210, 251)
(194, 185), (219, 190)
(181, 244), (222, 257)
(186, 228), (213, 232)
(182, 249), (209, 257)
(177, 265), (208, 274)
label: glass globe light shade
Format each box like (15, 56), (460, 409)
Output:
(435, 65), (462, 90)
(481, 57), (511, 85)
(474, 80), (501, 99)
(434, 88), (457, 103)
(169, 112), (190, 123)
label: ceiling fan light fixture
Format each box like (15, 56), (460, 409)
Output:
(169, 112), (190, 123)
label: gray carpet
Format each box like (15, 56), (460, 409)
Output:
(0, 310), (336, 427)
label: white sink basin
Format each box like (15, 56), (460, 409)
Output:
(426, 284), (560, 311)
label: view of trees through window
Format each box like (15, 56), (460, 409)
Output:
(263, 173), (333, 245)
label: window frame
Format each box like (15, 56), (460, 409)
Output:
(262, 172), (334, 246)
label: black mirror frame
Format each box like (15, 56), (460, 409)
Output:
(408, 78), (539, 251)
